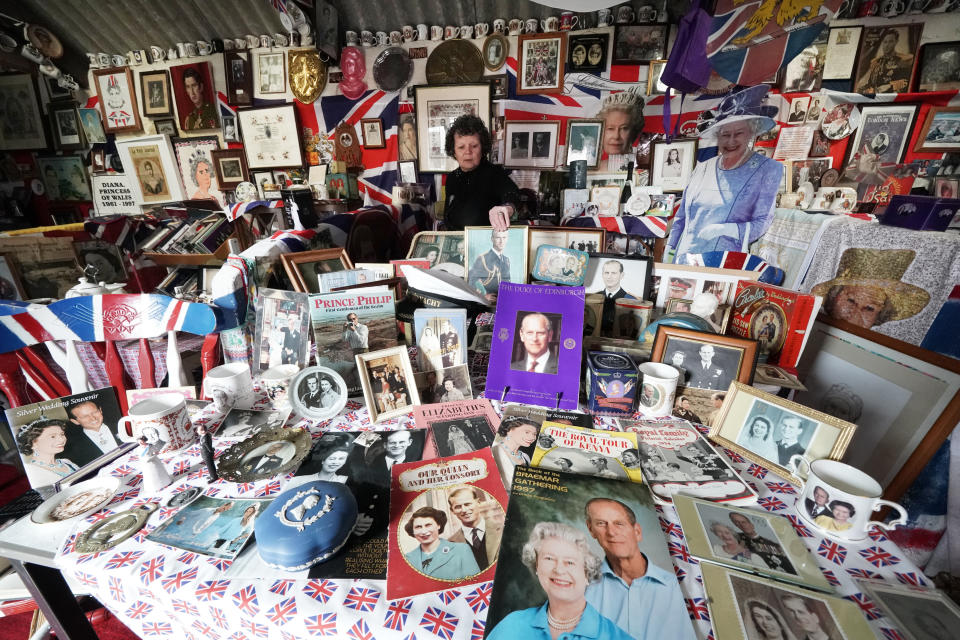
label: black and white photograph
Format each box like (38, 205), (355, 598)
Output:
(226, 52), (253, 105)
(217, 408), (287, 438)
(222, 114), (239, 142)
(256, 51), (286, 95)
(154, 119), (176, 136)
(650, 139), (697, 192)
(634, 435), (738, 485)
(660, 337), (744, 391)
(431, 417), (496, 457)
(569, 33), (608, 72)
(853, 23), (922, 94)
(146, 495), (267, 560)
(806, 95), (823, 124)
(916, 40), (960, 92)
(503, 121), (560, 168)
(414, 364), (473, 405)
(847, 104), (917, 167)
(139, 70), (173, 117)
(509, 310), (562, 374)
(861, 581), (960, 640)
(252, 288), (311, 372)
(74, 240), (127, 284)
(727, 572), (846, 640)
(240, 440), (297, 475)
(737, 399), (818, 467)
(786, 96), (809, 124)
(290, 365), (348, 420)
(565, 119), (602, 168)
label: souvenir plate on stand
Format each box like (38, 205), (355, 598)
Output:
(822, 103), (860, 141)
(288, 365), (348, 421)
(623, 191), (651, 216)
(31, 476), (120, 524)
(831, 187), (857, 214)
(235, 181), (258, 202)
(74, 503), (158, 553)
(216, 426), (312, 483)
(372, 47), (413, 92)
(425, 40), (484, 84)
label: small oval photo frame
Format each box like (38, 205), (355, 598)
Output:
(289, 365), (348, 420)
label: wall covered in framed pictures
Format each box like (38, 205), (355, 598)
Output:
(414, 83), (490, 173)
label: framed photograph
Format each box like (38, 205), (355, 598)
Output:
(650, 139), (697, 192)
(44, 74), (71, 100)
(0, 74), (45, 150)
(528, 227), (604, 278)
(74, 240), (127, 284)
(38, 156), (92, 202)
(647, 59), (668, 95)
(568, 33), (608, 73)
(463, 226), (529, 301)
(356, 346), (420, 423)
(360, 118), (384, 148)
(915, 41), (960, 92)
(516, 32), (566, 95)
(414, 364), (473, 405)
(786, 157), (833, 192)
(398, 112), (417, 161)
(0, 254), (25, 300)
(222, 114), (239, 142)
(211, 148), (249, 190)
(414, 83), (490, 173)
(255, 51), (287, 96)
(503, 120), (560, 169)
(666, 299), (732, 333)
(914, 106), (960, 153)
(852, 23), (922, 94)
(138, 69), (173, 117)
(652, 263), (762, 309)
(93, 67), (142, 134)
(565, 119), (602, 168)
(238, 104), (303, 169)
(78, 108), (106, 144)
(489, 74), (508, 100)
(860, 580), (960, 640)
(847, 104), (917, 166)
(252, 288), (311, 373)
(823, 26), (862, 80)
(215, 425), (312, 482)
(171, 136), (224, 205)
(279, 248), (353, 294)
(482, 33), (509, 71)
(806, 94), (824, 124)
(217, 408), (288, 438)
(700, 564), (875, 640)
(48, 102), (84, 151)
(786, 96), (810, 124)
(795, 318), (960, 500)
(711, 381), (857, 481)
(414, 308), (468, 373)
(406, 231), (464, 273)
(253, 170), (279, 199)
(289, 365), (348, 420)
(652, 326), (759, 391)
(934, 176), (959, 199)
(398, 160), (417, 184)
(225, 51), (254, 106)
(151, 119), (176, 137)
(169, 62), (220, 131)
(673, 493), (833, 591)
(583, 254), (653, 302)
(779, 29), (827, 92)
(613, 24), (669, 65)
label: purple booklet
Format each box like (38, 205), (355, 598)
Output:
(485, 282), (585, 410)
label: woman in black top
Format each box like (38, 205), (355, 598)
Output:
(443, 115), (519, 231)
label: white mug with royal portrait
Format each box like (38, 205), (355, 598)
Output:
(430, 25), (444, 40)
(345, 30), (359, 46)
(524, 18), (539, 34)
(508, 19), (523, 35)
(117, 393), (194, 453)
(203, 362), (256, 412)
(597, 9), (614, 27)
(493, 19), (507, 34)
(540, 16), (559, 32)
(637, 362), (680, 417)
(789, 456), (908, 542)
(257, 364), (299, 411)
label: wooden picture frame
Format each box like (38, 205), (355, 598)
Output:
(794, 317), (960, 502)
(114, 134), (186, 204)
(153, 118), (177, 136)
(846, 104), (917, 167)
(914, 40), (960, 92)
(651, 326), (759, 390)
(225, 51), (254, 106)
(0, 74), (46, 150)
(612, 24), (669, 65)
(237, 104), (303, 169)
(568, 33), (608, 73)
(482, 33), (509, 72)
(280, 248), (354, 294)
(565, 119), (602, 168)
(255, 51), (287, 96)
(356, 346), (421, 423)
(503, 120), (560, 169)
(0, 254), (26, 300)
(48, 101), (85, 151)
(414, 83), (491, 173)
(851, 23), (922, 95)
(913, 106), (960, 154)
(652, 263), (761, 309)
(360, 118), (384, 148)
(516, 32), (567, 95)
(210, 149), (250, 191)
(650, 139), (698, 192)
(709, 381), (857, 484)
(93, 67), (142, 134)
(138, 69), (173, 117)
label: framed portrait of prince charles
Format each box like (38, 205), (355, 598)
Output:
(464, 226), (529, 303)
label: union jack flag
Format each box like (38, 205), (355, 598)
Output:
(140, 555), (164, 584)
(347, 619), (374, 640)
(173, 460), (193, 475)
(234, 481), (257, 493)
(470, 619), (486, 640)
(746, 464), (768, 479)
(196, 579), (231, 601)
(227, 632), (247, 640)
(706, 1), (842, 86)
(860, 546), (900, 568)
(723, 449), (746, 463)
(420, 607), (459, 640)
(242, 619), (269, 639)
(75, 571), (98, 587)
(821, 569), (841, 587)
(385, 598), (412, 630)
(674, 565), (688, 582)
(233, 584), (260, 616)
(847, 567), (881, 581)
(868, 527), (889, 543)
(142, 621), (173, 636)
(894, 571), (927, 586)
(87, 509), (115, 523)
(268, 597), (298, 624)
(881, 628), (906, 640)
(187, 469), (209, 481)
(125, 601), (153, 619)
(112, 464), (137, 476)
(256, 480), (282, 496)
(438, 589), (460, 605)
(209, 606), (228, 628)
(158, 507), (179, 520)
(668, 541), (697, 564)
(305, 612), (338, 636)
(659, 518), (684, 539)
(846, 592), (882, 620)
(303, 579), (337, 603)
(192, 621), (218, 639)
(817, 539), (848, 564)
(132, 527), (153, 544)
(686, 597), (711, 621)
(269, 579), (294, 595)
(785, 514), (813, 537)
(465, 583), (492, 613)
(758, 496), (788, 511)
(161, 566), (199, 593)
(344, 586), (380, 612)
(106, 550), (143, 570)
(108, 576), (125, 602)
(173, 599), (200, 616)
(206, 556), (232, 572)
(177, 551), (199, 564)
(110, 488), (141, 504)
(765, 481), (796, 494)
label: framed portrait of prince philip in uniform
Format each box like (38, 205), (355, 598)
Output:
(464, 226), (529, 303)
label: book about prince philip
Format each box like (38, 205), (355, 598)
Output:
(387, 447), (507, 599)
(484, 465), (696, 640)
(485, 282), (585, 410)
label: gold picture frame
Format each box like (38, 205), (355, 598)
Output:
(215, 426), (312, 483)
(356, 346), (421, 423)
(709, 381), (857, 483)
(280, 248), (354, 294)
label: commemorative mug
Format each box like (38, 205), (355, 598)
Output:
(212, 38), (225, 52)
(245, 34), (260, 48)
(637, 362), (680, 418)
(124, 50), (138, 66)
(597, 8), (614, 27)
(616, 4), (636, 25)
(117, 394), (195, 453)
(417, 24), (429, 40)
(150, 45), (166, 62)
(86, 52), (100, 67)
(203, 362), (256, 412)
(273, 33), (289, 47)
(475, 22), (490, 37)
(577, 12), (597, 29)
(637, 5), (658, 22)
(376, 31), (389, 46)
(111, 53), (127, 67)
(508, 19), (523, 35)
(223, 39), (235, 51)
(260, 34), (272, 48)
(560, 12), (579, 31)
(389, 30), (403, 45)
(460, 25), (474, 39)
(430, 25), (444, 40)
(176, 42), (189, 57)
(97, 52), (111, 67)
(789, 456), (908, 542)
(257, 364), (299, 411)
(444, 25), (459, 40)
(360, 30), (375, 47)
(197, 40), (213, 55)
(166, 47), (178, 60)
(541, 16), (560, 32)
(493, 19), (507, 34)
(524, 18), (539, 33)
(402, 25), (416, 42)
(345, 30), (359, 46)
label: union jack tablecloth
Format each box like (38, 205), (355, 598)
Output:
(55, 368), (925, 640)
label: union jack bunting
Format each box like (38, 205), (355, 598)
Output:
(385, 599), (412, 631)
(267, 597), (298, 624)
(818, 538), (848, 564)
(846, 592), (882, 620)
(303, 579), (337, 603)
(232, 584), (260, 616)
(347, 619), (374, 640)
(437, 589), (460, 605)
(125, 601), (153, 620)
(161, 566), (198, 593)
(139, 555), (164, 584)
(859, 546), (900, 568)
(305, 612), (337, 636)
(464, 584), (492, 613)
(196, 579), (231, 601)
(269, 579), (295, 595)
(105, 550), (143, 570)
(141, 621), (173, 636)
(343, 586), (380, 612)
(686, 597), (711, 621)
(419, 607), (459, 640)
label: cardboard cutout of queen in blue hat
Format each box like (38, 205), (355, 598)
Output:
(667, 85), (783, 261)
